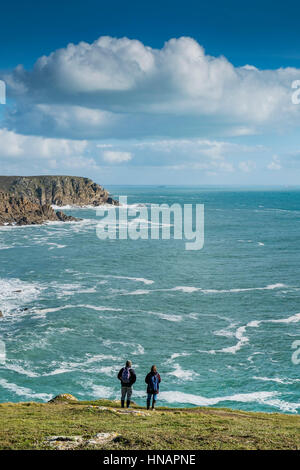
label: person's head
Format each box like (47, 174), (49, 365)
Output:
(126, 360), (132, 368)
(151, 365), (157, 373)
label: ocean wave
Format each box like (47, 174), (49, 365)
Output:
(0, 378), (52, 401)
(211, 312), (300, 355)
(168, 364), (198, 381)
(121, 289), (151, 296)
(148, 311), (182, 322)
(103, 339), (144, 355)
(99, 274), (154, 285)
(253, 376), (300, 385)
(109, 282), (289, 298)
(1, 362), (39, 378)
(174, 283), (287, 294)
(159, 390), (300, 413)
(33, 304), (123, 315)
(78, 379), (114, 399)
(47, 242), (67, 250)
(170, 352), (191, 360)
(0, 278), (44, 316)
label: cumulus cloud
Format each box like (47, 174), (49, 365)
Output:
(2, 36), (300, 140)
(1, 35), (297, 181)
(102, 150), (132, 163)
(0, 128), (87, 159)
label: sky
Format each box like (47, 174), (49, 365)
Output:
(1, 0), (300, 185)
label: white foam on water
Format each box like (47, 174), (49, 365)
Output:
(0, 244), (12, 250)
(160, 390), (300, 412)
(34, 354), (120, 377)
(212, 311), (300, 355)
(202, 283), (287, 294)
(219, 326), (249, 354)
(2, 362), (39, 378)
(123, 289), (151, 296)
(85, 354), (119, 364)
(168, 364), (198, 381)
(170, 352), (191, 360)
(44, 367), (73, 376)
(80, 380), (114, 399)
(51, 204), (102, 210)
(47, 242), (67, 250)
(148, 311), (182, 322)
(253, 376), (300, 385)
(187, 312), (198, 320)
(79, 304), (123, 312)
(103, 340), (144, 355)
(171, 286), (200, 293)
(0, 378), (52, 401)
(99, 274), (154, 285)
(33, 304), (122, 317)
(0, 278), (44, 315)
(247, 352), (265, 363)
(159, 390), (277, 407)
(269, 313), (300, 324)
(93, 365), (120, 377)
(169, 283), (287, 294)
(213, 323), (238, 338)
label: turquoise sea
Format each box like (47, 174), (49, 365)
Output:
(0, 186), (300, 413)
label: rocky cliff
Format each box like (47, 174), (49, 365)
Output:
(0, 176), (118, 226)
(0, 176), (118, 206)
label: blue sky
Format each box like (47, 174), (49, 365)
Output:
(1, 0), (300, 184)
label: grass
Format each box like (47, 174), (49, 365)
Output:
(0, 399), (299, 450)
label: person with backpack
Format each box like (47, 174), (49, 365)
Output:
(117, 360), (136, 408)
(145, 365), (161, 410)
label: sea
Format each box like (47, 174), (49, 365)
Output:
(0, 186), (300, 413)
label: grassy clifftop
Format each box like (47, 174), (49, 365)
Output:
(0, 399), (299, 450)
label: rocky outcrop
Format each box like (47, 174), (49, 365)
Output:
(0, 175), (118, 206)
(44, 432), (120, 449)
(48, 394), (78, 404)
(0, 192), (77, 226)
(0, 175), (118, 226)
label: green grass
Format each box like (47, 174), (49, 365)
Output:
(0, 399), (299, 450)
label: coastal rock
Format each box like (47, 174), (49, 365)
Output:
(45, 435), (83, 450)
(0, 175), (119, 206)
(48, 393), (78, 404)
(0, 175), (118, 226)
(85, 432), (120, 447)
(44, 432), (120, 449)
(0, 192), (78, 226)
(93, 406), (150, 416)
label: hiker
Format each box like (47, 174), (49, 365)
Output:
(117, 360), (136, 408)
(145, 365), (161, 410)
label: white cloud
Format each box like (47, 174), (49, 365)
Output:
(102, 150), (132, 163)
(0, 128), (87, 159)
(239, 160), (257, 172)
(3, 36), (300, 140)
(267, 155), (281, 170)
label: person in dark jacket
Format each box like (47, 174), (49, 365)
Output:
(145, 365), (161, 410)
(117, 360), (136, 408)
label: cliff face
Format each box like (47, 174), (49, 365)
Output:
(0, 192), (77, 226)
(0, 176), (118, 206)
(0, 176), (118, 226)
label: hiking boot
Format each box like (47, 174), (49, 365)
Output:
(121, 400), (125, 408)
(127, 400), (131, 408)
